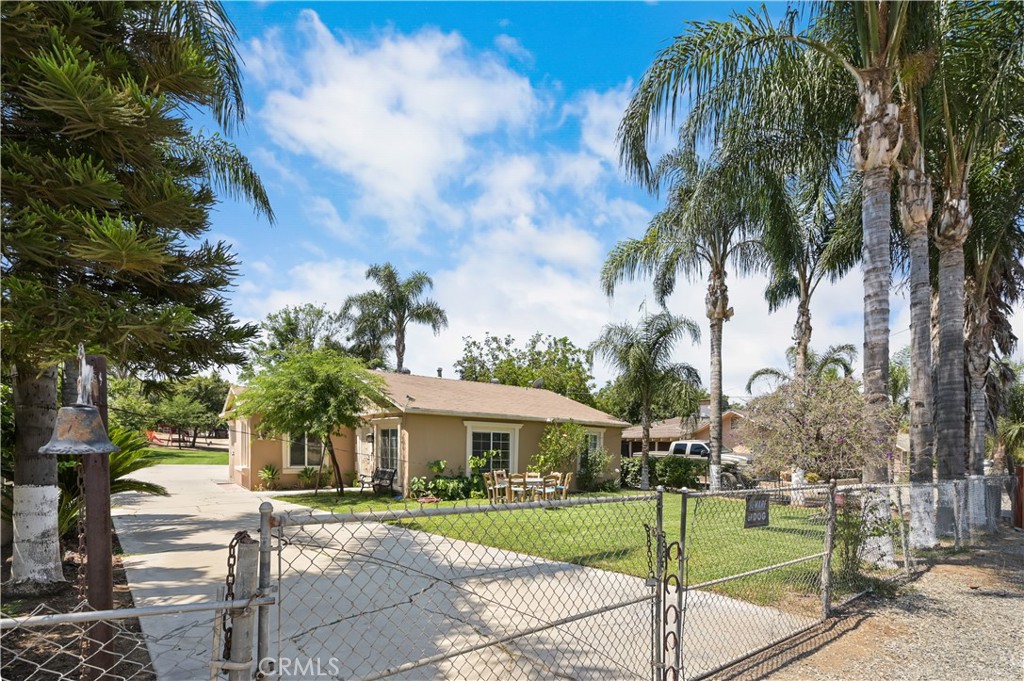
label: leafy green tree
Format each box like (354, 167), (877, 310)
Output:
(247, 304), (351, 373)
(156, 394), (215, 449)
(1, 1), (271, 590)
(230, 349), (390, 495)
(590, 311), (701, 490)
(109, 375), (159, 434)
(177, 374), (232, 419)
(454, 333), (596, 405)
(532, 422), (588, 476)
(341, 264), (447, 372)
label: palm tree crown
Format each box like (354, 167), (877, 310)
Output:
(590, 311), (701, 490)
(341, 263), (448, 372)
(746, 343), (858, 394)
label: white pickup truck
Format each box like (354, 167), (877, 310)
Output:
(661, 440), (753, 489)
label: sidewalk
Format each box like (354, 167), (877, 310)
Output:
(111, 465), (303, 679)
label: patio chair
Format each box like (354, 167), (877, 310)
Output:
(492, 469), (508, 503)
(539, 473), (561, 500)
(508, 473), (530, 502)
(482, 472), (495, 504)
(556, 472), (573, 500)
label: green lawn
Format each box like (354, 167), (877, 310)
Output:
(276, 490), (833, 606)
(148, 446), (228, 465)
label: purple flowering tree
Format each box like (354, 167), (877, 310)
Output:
(741, 377), (900, 481)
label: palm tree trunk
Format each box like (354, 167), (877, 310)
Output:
(934, 186), (970, 535)
(395, 328), (406, 371)
(852, 70), (901, 488)
(8, 364), (64, 594)
(900, 167), (936, 548)
(860, 164), (894, 485)
(793, 291), (811, 383)
(639, 408), (652, 490)
(852, 71), (900, 566)
(964, 281), (988, 477)
(705, 271), (731, 492)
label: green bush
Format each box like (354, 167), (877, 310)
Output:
(577, 447), (611, 491)
(428, 476), (470, 501)
(620, 458), (657, 489)
(655, 457), (706, 489)
(409, 476), (430, 497)
(533, 422), (587, 473)
(258, 464), (279, 490)
(297, 466), (332, 489)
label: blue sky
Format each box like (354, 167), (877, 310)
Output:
(205, 1), (974, 399)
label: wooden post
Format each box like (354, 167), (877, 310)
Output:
(228, 535), (259, 681)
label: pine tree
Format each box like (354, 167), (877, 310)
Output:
(1, 1), (273, 592)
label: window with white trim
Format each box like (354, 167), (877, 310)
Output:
(378, 428), (399, 470)
(465, 421), (522, 473)
(286, 433), (323, 468)
(580, 429), (606, 471)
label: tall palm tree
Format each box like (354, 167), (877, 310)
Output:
(745, 343), (858, 394)
(963, 142), (1024, 477)
(929, 2), (1024, 484)
(603, 151), (764, 490)
(341, 263), (448, 372)
(618, 2), (934, 484)
(590, 311), (701, 490)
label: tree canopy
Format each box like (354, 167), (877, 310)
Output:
(229, 349), (389, 494)
(454, 333), (596, 405)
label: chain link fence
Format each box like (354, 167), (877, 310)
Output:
(266, 495), (659, 681)
(0, 595), (273, 681)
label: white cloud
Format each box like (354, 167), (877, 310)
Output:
(253, 12), (540, 243)
(304, 196), (354, 241)
(234, 258), (370, 324)
(494, 34), (533, 65)
(565, 83), (634, 167)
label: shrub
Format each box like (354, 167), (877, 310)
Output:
(654, 457), (706, 489)
(429, 476), (469, 501)
(577, 447), (611, 491)
(620, 458), (657, 489)
(805, 471), (821, 484)
(297, 466), (332, 489)
(427, 459), (447, 475)
(409, 476), (430, 497)
(258, 464), (279, 491)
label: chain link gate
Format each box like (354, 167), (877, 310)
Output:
(263, 494), (661, 680)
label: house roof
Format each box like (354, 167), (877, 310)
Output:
(621, 411), (745, 441)
(373, 371), (629, 428)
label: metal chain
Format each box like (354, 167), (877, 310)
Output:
(643, 523), (655, 582)
(222, 530), (249, 666)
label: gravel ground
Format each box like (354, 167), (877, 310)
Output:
(715, 530), (1024, 681)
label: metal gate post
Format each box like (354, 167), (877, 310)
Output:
(228, 535), (259, 681)
(257, 502), (273, 677)
(675, 487), (688, 675)
(821, 480), (837, 619)
(652, 487), (665, 681)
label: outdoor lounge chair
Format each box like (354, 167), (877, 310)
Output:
(358, 467), (396, 495)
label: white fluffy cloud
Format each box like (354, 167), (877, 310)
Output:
(247, 12), (540, 242)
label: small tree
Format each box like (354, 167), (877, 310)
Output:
(231, 349), (389, 494)
(741, 377), (900, 481)
(533, 422), (588, 474)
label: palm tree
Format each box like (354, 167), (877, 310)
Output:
(603, 151), (764, 490)
(590, 311), (701, 490)
(341, 264), (448, 372)
(617, 2), (938, 485)
(745, 343), (858, 394)
(963, 143), (1024, 477)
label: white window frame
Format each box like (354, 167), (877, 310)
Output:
(369, 418), (402, 474)
(282, 432), (324, 471)
(580, 428), (606, 471)
(464, 421), (522, 473)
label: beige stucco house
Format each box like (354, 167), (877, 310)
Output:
(222, 372), (628, 494)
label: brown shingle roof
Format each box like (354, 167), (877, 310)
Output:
(374, 371), (628, 428)
(621, 411), (745, 441)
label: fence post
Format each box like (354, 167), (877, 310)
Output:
(675, 487), (688, 675)
(820, 480), (836, 619)
(257, 502), (273, 678)
(228, 534), (259, 681)
(894, 486), (912, 578)
(952, 480), (964, 550)
(652, 487), (664, 681)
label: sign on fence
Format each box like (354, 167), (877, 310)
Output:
(744, 493), (769, 528)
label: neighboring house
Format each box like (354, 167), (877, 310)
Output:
(222, 371), (628, 494)
(621, 401), (747, 457)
